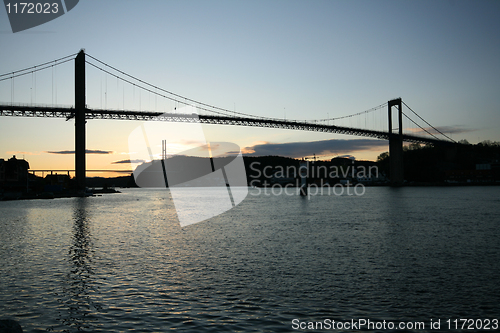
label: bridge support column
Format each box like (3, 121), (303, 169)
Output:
(75, 50), (86, 191)
(388, 98), (404, 186)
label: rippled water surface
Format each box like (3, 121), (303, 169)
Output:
(1, 187), (499, 332)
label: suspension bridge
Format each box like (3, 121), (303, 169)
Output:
(0, 49), (457, 190)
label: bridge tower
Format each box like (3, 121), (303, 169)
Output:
(75, 49), (86, 191)
(388, 98), (404, 186)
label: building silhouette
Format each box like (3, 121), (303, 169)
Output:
(0, 155), (30, 191)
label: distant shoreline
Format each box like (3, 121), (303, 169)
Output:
(0, 187), (121, 201)
(2, 182), (499, 202)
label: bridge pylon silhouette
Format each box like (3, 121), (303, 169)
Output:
(388, 98), (404, 186)
(75, 49), (86, 191)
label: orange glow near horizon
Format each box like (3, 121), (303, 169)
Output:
(1, 116), (389, 180)
(10, 143), (387, 180)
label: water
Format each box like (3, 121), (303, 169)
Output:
(1, 187), (499, 332)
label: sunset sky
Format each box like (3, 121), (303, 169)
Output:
(1, 1), (499, 177)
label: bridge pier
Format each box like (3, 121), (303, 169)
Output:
(75, 50), (86, 191)
(388, 98), (404, 186)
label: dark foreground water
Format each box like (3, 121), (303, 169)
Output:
(1, 187), (499, 332)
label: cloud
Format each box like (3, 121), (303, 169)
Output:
(242, 139), (387, 158)
(177, 139), (206, 146)
(46, 149), (113, 154)
(196, 144), (218, 151)
(6, 151), (41, 156)
(112, 159), (145, 164)
(336, 154), (356, 160)
(406, 125), (475, 135)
